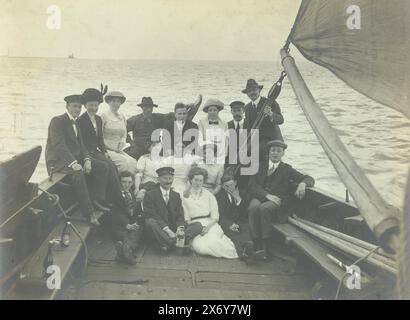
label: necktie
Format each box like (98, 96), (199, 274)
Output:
(164, 192), (169, 204)
(209, 121), (219, 125)
(71, 119), (78, 137)
(268, 164), (276, 176)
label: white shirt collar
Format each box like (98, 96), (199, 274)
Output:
(160, 186), (170, 196)
(66, 112), (77, 121)
(234, 119), (244, 128)
(269, 160), (281, 170)
(251, 96), (261, 107)
(176, 120), (185, 129)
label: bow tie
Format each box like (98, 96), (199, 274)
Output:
(209, 121), (219, 125)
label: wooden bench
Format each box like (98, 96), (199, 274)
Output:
(7, 213), (91, 300)
(272, 223), (381, 299)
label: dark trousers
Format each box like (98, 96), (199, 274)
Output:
(248, 199), (279, 240)
(64, 170), (94, 217)
(145, 218), (202, 249)
(89, 152), (122, 202)
(112, 227), (144, 253)
(124, 143), (148, 162)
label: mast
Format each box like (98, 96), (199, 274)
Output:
(280, 48), (400, 253)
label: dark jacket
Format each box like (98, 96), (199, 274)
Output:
(244, 96), (284, 141)
(215, 189), (246, 231)
(163, 119), (199, 151)
(109, 190), (141, 228)
(143, 185), (185, 231)
(77, 112), (107, 155)
(249, 161), (315, 203)
(45, 113), (89, 174)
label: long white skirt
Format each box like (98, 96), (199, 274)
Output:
(190, 222), (238, 259)
(107, 150), (138, 173)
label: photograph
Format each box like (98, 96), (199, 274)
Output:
(0, 0), (409, 305)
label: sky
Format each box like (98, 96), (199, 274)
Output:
(0, 0), (302, 60)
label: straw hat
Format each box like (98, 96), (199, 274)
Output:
(105, 91), (126, 104)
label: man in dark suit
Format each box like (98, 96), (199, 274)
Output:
(143, 167), (202, 252)
(242, 79), (284, 157)
(225, 100), (250, 199)
(162, 102), (199, 154)
(77, 88), (123, 206)
(248, 140), (315, 261)
(100, 171), (145, 265)
(216, 172), (254, 262)
(45, 94), (110, 225)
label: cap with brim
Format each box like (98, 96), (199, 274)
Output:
(138, 96), (158, 108)
(156, 166), (175, 176)
(229, 100), (245, 108)
(266, 140), (288, 150)
(105, 91), (126, 104)
(202, 99), (224, 113)
(64, 94), (83, 104)
(82, 88), (103, 104)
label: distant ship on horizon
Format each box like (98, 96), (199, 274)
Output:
(68, 53), (75, 59)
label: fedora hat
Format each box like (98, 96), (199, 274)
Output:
(202, 98), (224, 113)
(242, 79), (263, 94)
(105, 91), (126, 104)
(81, 88), (103, 104)
(138, 96), (158, 108)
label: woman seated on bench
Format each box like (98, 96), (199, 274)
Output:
(248, 140), (315, 262)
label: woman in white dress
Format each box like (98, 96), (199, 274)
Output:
(182, 166), (238, 259)
(100, 91), (138, 174)
(194, 143), (223, 195)
(134, 140), (163, 200)
(197, 99), (228, 164)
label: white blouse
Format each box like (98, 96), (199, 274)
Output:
(181, 188), (219, 227)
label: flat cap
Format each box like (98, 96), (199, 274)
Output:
(266, 140), (288, 150)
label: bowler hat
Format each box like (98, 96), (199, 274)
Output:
(156, 166), (175, 176)
(202, 99), (224, 113)
(266, 140), (288, 150)
(81, 88), (103, 104)
(242, 79), (263, 94)
(138, 96), (158, 108)
(229, 100), (245, 108)
(64, 94), (82, 104)
(105, 91), (126, 104)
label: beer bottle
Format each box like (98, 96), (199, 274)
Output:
(61, 221), (71, 247)
(175, 226), (185, 255)
(43, 240), (54, 277)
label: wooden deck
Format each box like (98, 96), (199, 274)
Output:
(65, 233), (313, 300)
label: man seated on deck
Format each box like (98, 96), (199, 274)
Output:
(216, 170), (255, 263)
(143, 167), (203, 253)
(100, 171), (145, 265)
(77, 88), (123, 208)
(242, 79), (284, 155)
(45, 94), (112, 225)
(248, 140), (315, 261)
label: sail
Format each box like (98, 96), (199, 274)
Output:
(289, 0), (410, 119)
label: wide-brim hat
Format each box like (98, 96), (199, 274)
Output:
(266, 140), (288, 150)
(81, 88), (103, 104)
(138, 96), (158, 108)
(105, 91), (126, 104)
(64, 94), (83, 104)
(156, 166), (175, 176)
(242, 79), (263, 94)
(202, 99), (224, 113)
